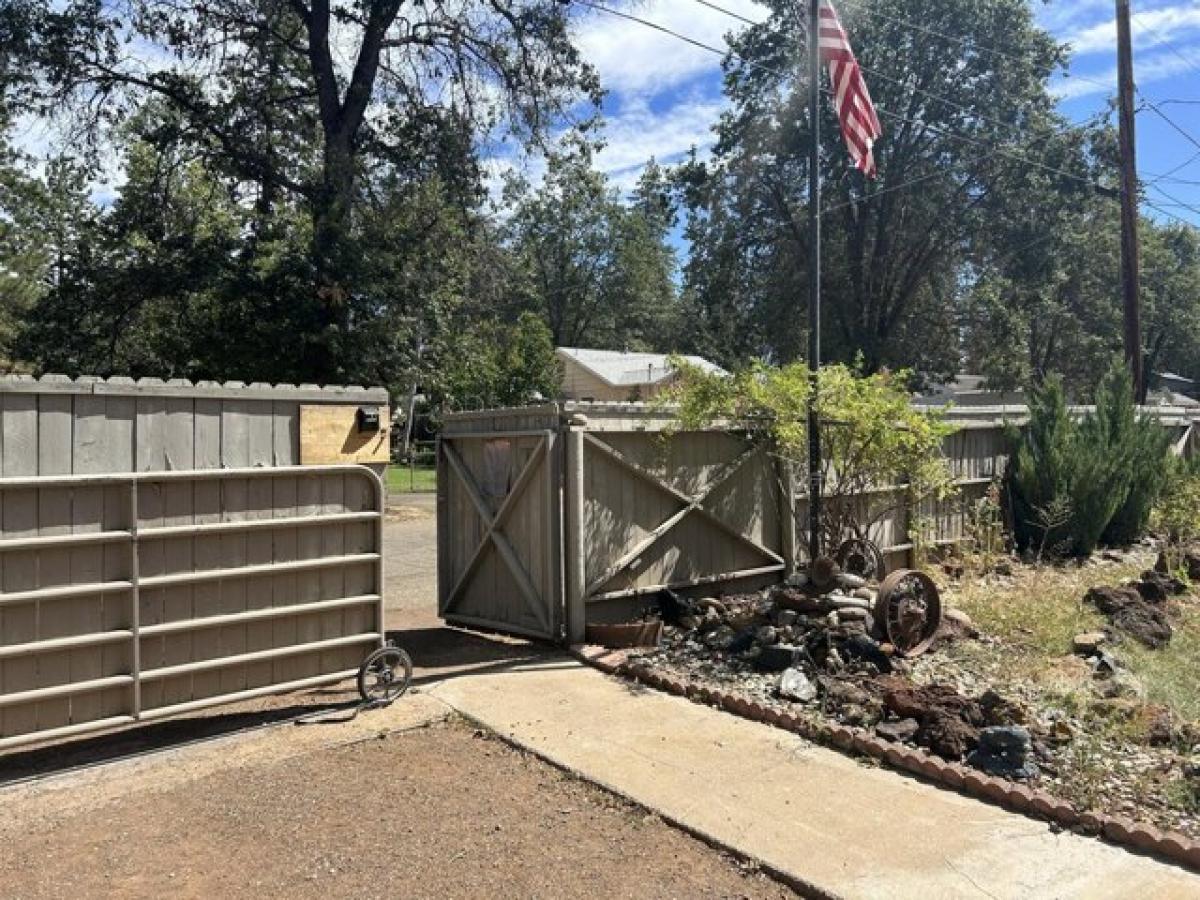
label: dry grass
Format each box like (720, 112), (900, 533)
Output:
(941, 553), (1200, 723)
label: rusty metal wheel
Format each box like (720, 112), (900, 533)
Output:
(873, 569), (942, 657)
(834, 538), (886, 582)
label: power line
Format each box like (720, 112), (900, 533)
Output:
(1131, 12), (1200, 80)
(689, 0), (1109, 151)
(1146, 182), (1200, 220)
(844, 0), (1116, 95)
(572, 1), (1161, 215)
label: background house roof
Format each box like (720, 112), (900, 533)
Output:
(556, 347), (725, 387)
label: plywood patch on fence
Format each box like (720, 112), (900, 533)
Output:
(299, 405), (390, 465)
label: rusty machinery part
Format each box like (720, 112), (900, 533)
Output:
(357, 644), (413, 705)
(834, 538), (886, 582)
(873, 569), (943, 657)
(809, 555), (842, 591)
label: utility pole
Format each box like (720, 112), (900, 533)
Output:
(1116, 0), (1144, 401)
(806, 0), (823, 564)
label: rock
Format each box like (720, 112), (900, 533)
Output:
(940, 608), (978, 640)
(829, 594), (870, 610)
(1089, 650), (1121, 676)
(755, 625), (779, 646)
(704, 625), (736, 651)
(1156, 547), (1200, 582)
(753, 643), (801, 672)
(1132, 577), (1168, 605)
(823, 680), (870, 707)
(923, 715), (980, 760)
(1083, 585), (1173, 649)
(966, 725), (1039, 780)
(777, 667), (818, 703)
(1141, 569), (1186, 597)
(876, 717), (920, 743)
(1146, 707), (1174, 747)
(1073, 632), (1107, 655)
(727, 628), (756, 654)
(774, 588), (830, 615)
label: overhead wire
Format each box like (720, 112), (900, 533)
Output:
(571, 0), (1197, 227)
(574, 0), (1113, 196)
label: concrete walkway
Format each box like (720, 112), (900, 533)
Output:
(425, 652), (1200, 900)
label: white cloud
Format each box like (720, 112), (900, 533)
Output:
(1063, 5), (1200, 56)
(1052, 48), (1200, 100)
(596, 94), (726, 177)
(574, 0), (767, 97)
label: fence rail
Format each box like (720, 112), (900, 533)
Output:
(0, 464), (385, 751)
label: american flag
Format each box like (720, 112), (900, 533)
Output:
(818, 0), (882, 178)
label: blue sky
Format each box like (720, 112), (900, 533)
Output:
(570, 0), (1200, 227)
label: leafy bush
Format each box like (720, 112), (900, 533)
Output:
(666, 360), (955, 551)
(1007, 366), (1172, 557)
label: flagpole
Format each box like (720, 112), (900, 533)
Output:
(806, 0), (822, 564)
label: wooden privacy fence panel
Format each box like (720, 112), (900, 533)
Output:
(439, 402), (1199, 645)
(0, 465), (385, 751)
(0, 375), (389, 477)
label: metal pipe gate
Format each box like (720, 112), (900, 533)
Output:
(0, 465), (385, 751)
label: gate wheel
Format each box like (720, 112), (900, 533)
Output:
(357, 645), (413, 704)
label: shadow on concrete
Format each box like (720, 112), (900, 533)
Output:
(386, 625), (568, 688)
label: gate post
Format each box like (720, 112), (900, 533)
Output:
(564, 413), (588, 645)
(779, 452), (798, 576)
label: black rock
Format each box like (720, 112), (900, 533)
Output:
(753, 643), (802, 672)
(727, 627), (757, 655)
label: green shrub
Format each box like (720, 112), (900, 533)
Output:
(1093, 368), (1172, 545)
(1007, 365), (1172, 558)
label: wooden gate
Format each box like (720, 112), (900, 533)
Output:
(437, 429), (562, 640)
(568, 426), (786, 627)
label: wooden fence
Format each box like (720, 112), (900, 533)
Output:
(438, 401), (1199, 644)
(0, 375), (389, 477)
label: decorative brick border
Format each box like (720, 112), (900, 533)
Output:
(569, 644), (1200, 874)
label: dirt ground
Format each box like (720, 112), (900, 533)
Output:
(0, 719), (791, 900)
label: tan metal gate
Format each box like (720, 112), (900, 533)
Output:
(437, 430), (562, 640)
(0, 465), (384, 751)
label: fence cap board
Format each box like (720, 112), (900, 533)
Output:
(0, 374), (387, 403)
